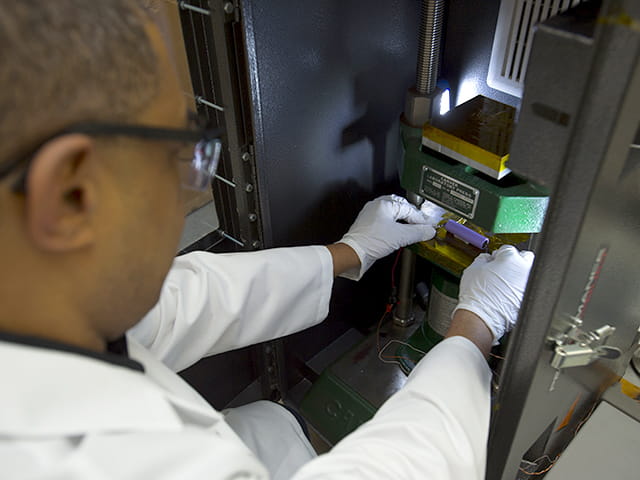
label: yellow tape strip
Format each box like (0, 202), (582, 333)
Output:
(423, 125), (509, 173)
(620, 378), (640, 401)
(598, 13), (640, 32)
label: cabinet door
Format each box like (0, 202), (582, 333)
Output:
(488, 2), (640, 479)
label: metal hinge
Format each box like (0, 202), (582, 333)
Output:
(261, 341), (286, 400)
(548, 315), (622, 370)
(221, 1), (241, 23)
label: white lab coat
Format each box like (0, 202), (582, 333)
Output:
(0, 246), (491, 479)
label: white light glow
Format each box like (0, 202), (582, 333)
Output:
(457, 77), (480, 106)
(439, 88), (451, 115)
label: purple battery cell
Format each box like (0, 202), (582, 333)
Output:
(444, 220), (489, 250)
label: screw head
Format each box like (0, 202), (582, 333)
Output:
(241, 152), (251, 162)
(245, 183), (254, 193)
(223, 2), (234, 14)
(252, 240), (261, 249)
(248, 213), (257, 222)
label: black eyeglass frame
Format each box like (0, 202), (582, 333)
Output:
(0, 122), (224, 192)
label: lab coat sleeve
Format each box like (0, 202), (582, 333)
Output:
(292, 336), (492, 480)
(128, 246), (334, 372)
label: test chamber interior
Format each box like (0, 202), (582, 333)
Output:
(167, 1), (640, 479)
(171, 0), (510, 407)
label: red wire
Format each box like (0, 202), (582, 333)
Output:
(518, 401), (599, 476)
(391, 248), (403, 290)
(519, 457), (559, 476)
(376, 304), (393, 354)
(376, 248), (404, 356)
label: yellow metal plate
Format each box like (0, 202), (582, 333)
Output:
(412, 215), (531, 277)
(423, 124), (510, 174)
(421, 95), (516, 177)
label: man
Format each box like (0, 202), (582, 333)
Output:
(0, 2), (533, 479)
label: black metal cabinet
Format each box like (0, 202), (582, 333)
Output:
(176, 0), (422, 404)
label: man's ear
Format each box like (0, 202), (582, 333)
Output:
(25, 134), (98, 252)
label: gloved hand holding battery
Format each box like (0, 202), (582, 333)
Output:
(338, 194), (437, 281)
(453, 245), (535, 344)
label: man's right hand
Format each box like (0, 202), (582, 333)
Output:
(453, 245), (535, 345)
(336, 195), (436, 281)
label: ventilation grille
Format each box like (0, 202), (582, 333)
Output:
(488, 0), (583, 97)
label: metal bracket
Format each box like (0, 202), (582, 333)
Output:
(548, 315), (622, 370)
(260, 341), (286, 400)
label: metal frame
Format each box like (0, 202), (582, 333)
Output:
(237, 0), (274, 249)
(178, 0), (263, 251)
(177, 1), (287, 401)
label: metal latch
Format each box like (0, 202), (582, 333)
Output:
(548, 316), (622, 370)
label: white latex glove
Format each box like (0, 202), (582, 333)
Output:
(420, 199), (447, 226)
(338, 195), (436, 281)
(453, 245), (534, 344)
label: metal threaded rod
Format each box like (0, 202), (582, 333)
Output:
(393, 192), (425, 327)
(393, 248), (417, 326)
(415, 0), (445, 95)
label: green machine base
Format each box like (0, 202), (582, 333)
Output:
(300, 271), (462, 444)
(396, 321), (442, 375)
(300, 322), (420, 445)
(396, 268), (460, 374)
(300, 367), (377, 445)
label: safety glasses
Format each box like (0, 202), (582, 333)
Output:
(0, 121), (224, 192)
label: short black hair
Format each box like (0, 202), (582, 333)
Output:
(0, 0), (159, 167)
